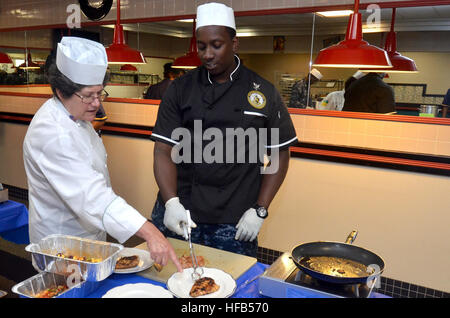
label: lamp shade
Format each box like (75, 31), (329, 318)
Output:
(0, 52), (13, 64)
(19, 52), (40, 70)
(105, 0), (146, 65)
(120, 64), (138, 71)
(360, 9), (418, 73)
(172, 21), (202, 69)
(313, 0), (392, 69)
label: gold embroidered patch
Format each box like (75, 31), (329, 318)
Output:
(247, 90), (266, 109)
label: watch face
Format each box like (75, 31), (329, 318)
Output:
(256, 207), (267, 218)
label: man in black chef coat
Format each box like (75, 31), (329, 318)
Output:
(149, 2), (297, 257)
(342, 72), (395, 113)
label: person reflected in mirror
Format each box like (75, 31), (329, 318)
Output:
(144, 63), (183, 100)
(342, 72), (395, 114)
(92, 104), (107, 135)
(318, 71), (364, 111)
(441, 88), (449, 118)
(288, 68), (322, 108)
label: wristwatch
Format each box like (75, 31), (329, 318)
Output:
(253, 204), (268, 219)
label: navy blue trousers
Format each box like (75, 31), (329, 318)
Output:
(150, 199), (257, 258)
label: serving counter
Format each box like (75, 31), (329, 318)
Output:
(83, 262), (390, 298)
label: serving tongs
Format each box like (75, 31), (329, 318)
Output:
(182, 210), (204, 281)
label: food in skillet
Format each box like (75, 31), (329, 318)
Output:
(299, 256), (375, 278)
(115, 255), (140, 269)
(56, 252), (102, 263)
(35, 285), (68, 298)
(189, 277), (220, 297)
(179, 254), (206, 269)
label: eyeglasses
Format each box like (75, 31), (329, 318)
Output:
(74, 90), (109, 104)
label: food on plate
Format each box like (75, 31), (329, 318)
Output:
(179, 254), (206, 269)
(115, 255), (140, 269)
(153, 262), (163, 272)
(189, 277), (220, 297)
(56, 252), (102, 263)
(299, 256), (374, 278)
(35, 285), (68, 298)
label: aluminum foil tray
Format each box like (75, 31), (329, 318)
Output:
(26, 234), (123, 282)
(12, 271), (103, 298)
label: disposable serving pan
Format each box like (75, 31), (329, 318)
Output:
(12, 271), (103, 298)
(26, 234), (123, 282)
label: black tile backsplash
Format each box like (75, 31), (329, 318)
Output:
(6, 184), (449, 299)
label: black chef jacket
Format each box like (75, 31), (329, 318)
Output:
(342, 73), (395, 113)
(151, 58), (297, 223)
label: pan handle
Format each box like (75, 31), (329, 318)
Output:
(345, 230), (358, 244)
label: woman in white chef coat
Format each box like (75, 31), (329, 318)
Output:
(23, 37), (182, 271)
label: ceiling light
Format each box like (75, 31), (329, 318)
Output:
(176, 19), (194, 23)
(316, 10), (354, 18)
(0, 52), (13, 64)
(19, 52), (40, 69)
(360, 8), (418, 73)
(312, 0), (392, 69)
(120, 64), (138, 71)
(172, 20), (202, 69)
(105, 0), (146, 64)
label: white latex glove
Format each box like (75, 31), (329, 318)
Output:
(164, 197), (197, 240)
(235, 208), (264, 242)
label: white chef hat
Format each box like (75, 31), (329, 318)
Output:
(352, 71), (365, 79)
(196, 2), (236, 31)
(56, 36), (108, 85)
(310, 68), (323, 80)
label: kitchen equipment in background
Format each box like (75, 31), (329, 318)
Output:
(419, 105), (440, 117)
(291, 230), (384, 284)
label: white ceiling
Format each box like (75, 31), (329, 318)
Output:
(103, 5), (450, 38)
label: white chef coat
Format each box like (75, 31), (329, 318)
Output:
(318, 90), (345, 111)
(23, 97), (146, 244)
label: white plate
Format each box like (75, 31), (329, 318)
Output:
(102, 283), (173, 298)
(167, 267), (236, 298)
(114, 248), (153, 274)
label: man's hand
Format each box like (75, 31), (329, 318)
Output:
(235, 208), (264, 242)
(136, 221), (182, 272)
(164, 197), (196, 239)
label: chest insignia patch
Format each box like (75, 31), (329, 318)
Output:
(247, 85), (266, 109)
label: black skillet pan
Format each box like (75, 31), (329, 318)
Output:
(291, 231), (385, 284)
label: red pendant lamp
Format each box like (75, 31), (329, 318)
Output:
(313, 0), (392, 69)
(19, 52), (40, 70)
(361, 8), (418, 73)
(0, 52), (13, 64)
(120, 64), (138, 71)
(106, 0), (146, 64)
(172, 20), (202, 69)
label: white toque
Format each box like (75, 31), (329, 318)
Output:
(56, 36), (108, 85)
(196, 2), (236, 31)
(310, 68), (323, 80)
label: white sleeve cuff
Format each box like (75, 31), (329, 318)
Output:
(103, 196), (147, 243)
